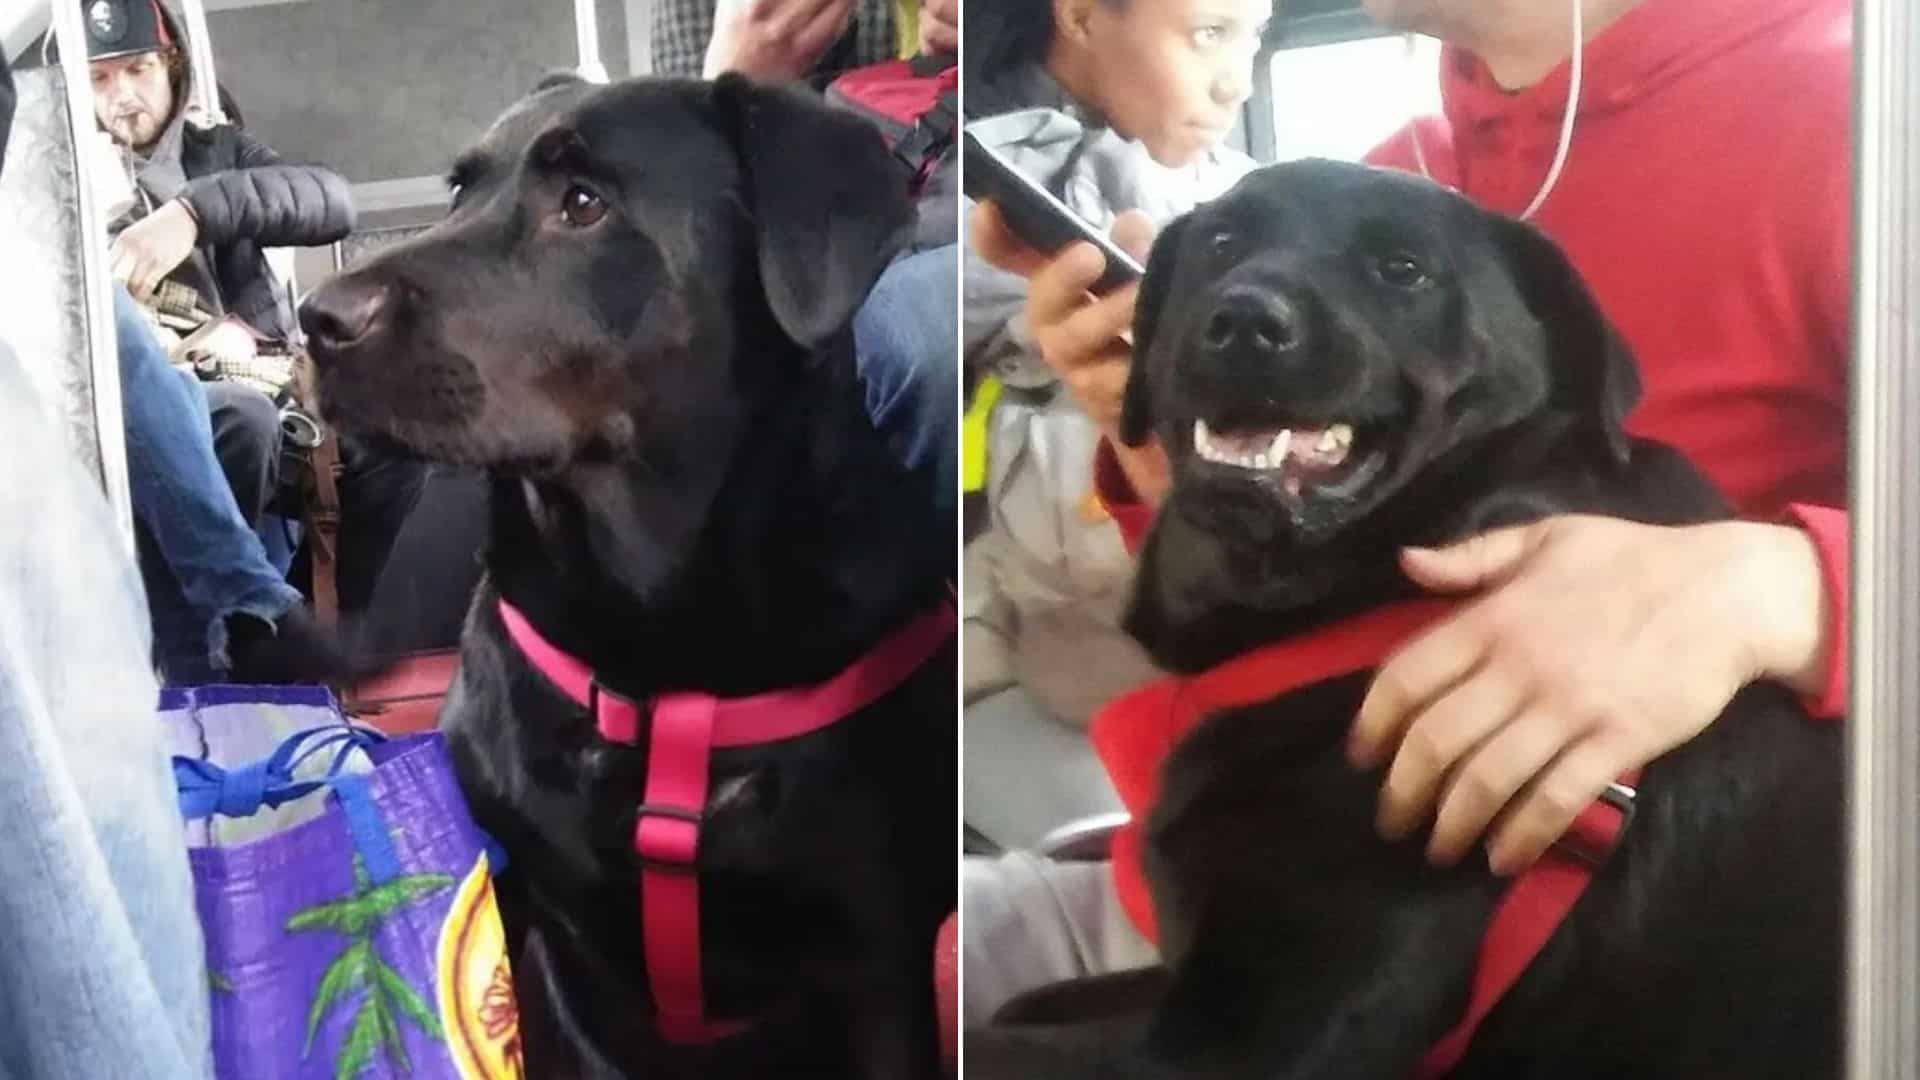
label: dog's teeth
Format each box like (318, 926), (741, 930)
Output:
(1268, 429), (1292, 464)
(1253, 453), (1270, 469)
(1194, 419), (1211, 458)
(1316, 429), (1338, 453)
(1330, 423), (1354, 448)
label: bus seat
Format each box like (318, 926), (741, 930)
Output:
(963, 684), (1124, 852)
(344, 649), (458, 735)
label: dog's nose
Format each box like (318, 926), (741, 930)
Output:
(300, 278), (391, 353)
(1202, 288), (1301, 356)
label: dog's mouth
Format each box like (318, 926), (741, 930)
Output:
(1187, 417), (1389, 504)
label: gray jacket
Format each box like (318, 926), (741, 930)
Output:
(962, 74), (1252, 726)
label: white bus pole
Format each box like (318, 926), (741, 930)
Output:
(575, 0), (608, 83)
(1848, 0), (1920, 1074)
(173, 0), (223, 122)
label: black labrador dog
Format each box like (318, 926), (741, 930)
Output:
(300, 75), (955, 1079)
(969, 160), (1840, 1078)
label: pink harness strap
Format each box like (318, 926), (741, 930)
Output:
(497, 600), (954, 1045)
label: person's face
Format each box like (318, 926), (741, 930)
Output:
(90, 49), (174, 150)
(1079, 0), (1271, 168)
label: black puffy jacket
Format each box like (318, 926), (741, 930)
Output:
(172, 122), (355, 341)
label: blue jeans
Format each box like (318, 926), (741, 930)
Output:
(0, 337), (212, 1078)
(116, 286), (300, 681)
(853, 243), (958, 536)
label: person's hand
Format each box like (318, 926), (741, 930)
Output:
(703, 0), (855, 81)
(1348, 515), (1832, 876)
(110, 198), (198, 301)
(919, 0), (958, 56)
(971, 200), (1170, 501)
(970, 201), (1156, 438)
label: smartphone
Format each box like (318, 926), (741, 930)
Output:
(963, 129), (1145, 294)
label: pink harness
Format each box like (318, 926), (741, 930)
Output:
(497, 599), (954, 1046)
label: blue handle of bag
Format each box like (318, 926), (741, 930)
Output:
(172, 722), (510, 879)
(172, 723), (387, 822)
(330, 772), (404, 885)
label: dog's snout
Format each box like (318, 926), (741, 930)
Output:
(1202, 288), (1301, 356)
(300, 278), (392, 354)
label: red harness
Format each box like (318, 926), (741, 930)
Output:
(1090, 599), (1637, 1077)
(498, 599), (954, 1046)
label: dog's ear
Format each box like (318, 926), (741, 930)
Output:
(1493, 217), (1642, 465)
(1119, 214), (1191, 447)
(711, 75), (915, 349)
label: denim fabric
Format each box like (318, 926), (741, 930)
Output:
(0, 338), (212, 1079)
(853, 243), (959, 537)
(116, 286), (299, 680)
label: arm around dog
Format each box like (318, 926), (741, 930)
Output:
(1350, 513), (1838, 877)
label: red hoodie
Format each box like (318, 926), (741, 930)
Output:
(1094, 0), (1852, 941)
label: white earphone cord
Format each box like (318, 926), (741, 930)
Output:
(1406, 0), (1585, 222)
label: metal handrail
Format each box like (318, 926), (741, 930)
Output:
(1847, 0), (1919, 1075)
(47, 0), (133, 548)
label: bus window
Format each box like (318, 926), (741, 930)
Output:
(1265, 32), (1440, 163)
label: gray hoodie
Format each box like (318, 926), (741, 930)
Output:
(962, 70), (1253, 726)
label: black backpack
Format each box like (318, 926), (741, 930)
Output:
(825, 55), (959, 251)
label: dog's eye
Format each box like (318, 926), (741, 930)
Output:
(561, 185), (608, 227)
(1210, 231), (1237, 257)
(1373, 254), (1432, 289)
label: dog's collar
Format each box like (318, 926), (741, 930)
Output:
(1094, 597), (1637, 1077)
(497, 597), (955, 1046)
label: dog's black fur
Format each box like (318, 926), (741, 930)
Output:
(301, 75), (954, 1079)
(969, 161), (1840, 1079)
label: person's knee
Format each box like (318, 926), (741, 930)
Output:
(861, 246), (959, 348)
(856, 245), (959, 411)
(205, 383), (282, 463)
(112, 284), (145, 339)
(203, 382), (283, 520)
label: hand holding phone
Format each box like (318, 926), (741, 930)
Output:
(963, 130), (1145, 294)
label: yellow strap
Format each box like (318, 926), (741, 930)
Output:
(962, 376), (1003, 493)
(894, 0), (920, 59)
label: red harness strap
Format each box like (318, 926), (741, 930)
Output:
(1414, 769), (1636, 1077)
(498, 600), (955, 1046)
(1095, 599), (1638, 1075)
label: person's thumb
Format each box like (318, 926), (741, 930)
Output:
(1400, 521), (1552, 593)
(1111, 210), (1156, 263)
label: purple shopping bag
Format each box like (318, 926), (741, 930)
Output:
(165, 686), (524, 1080)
